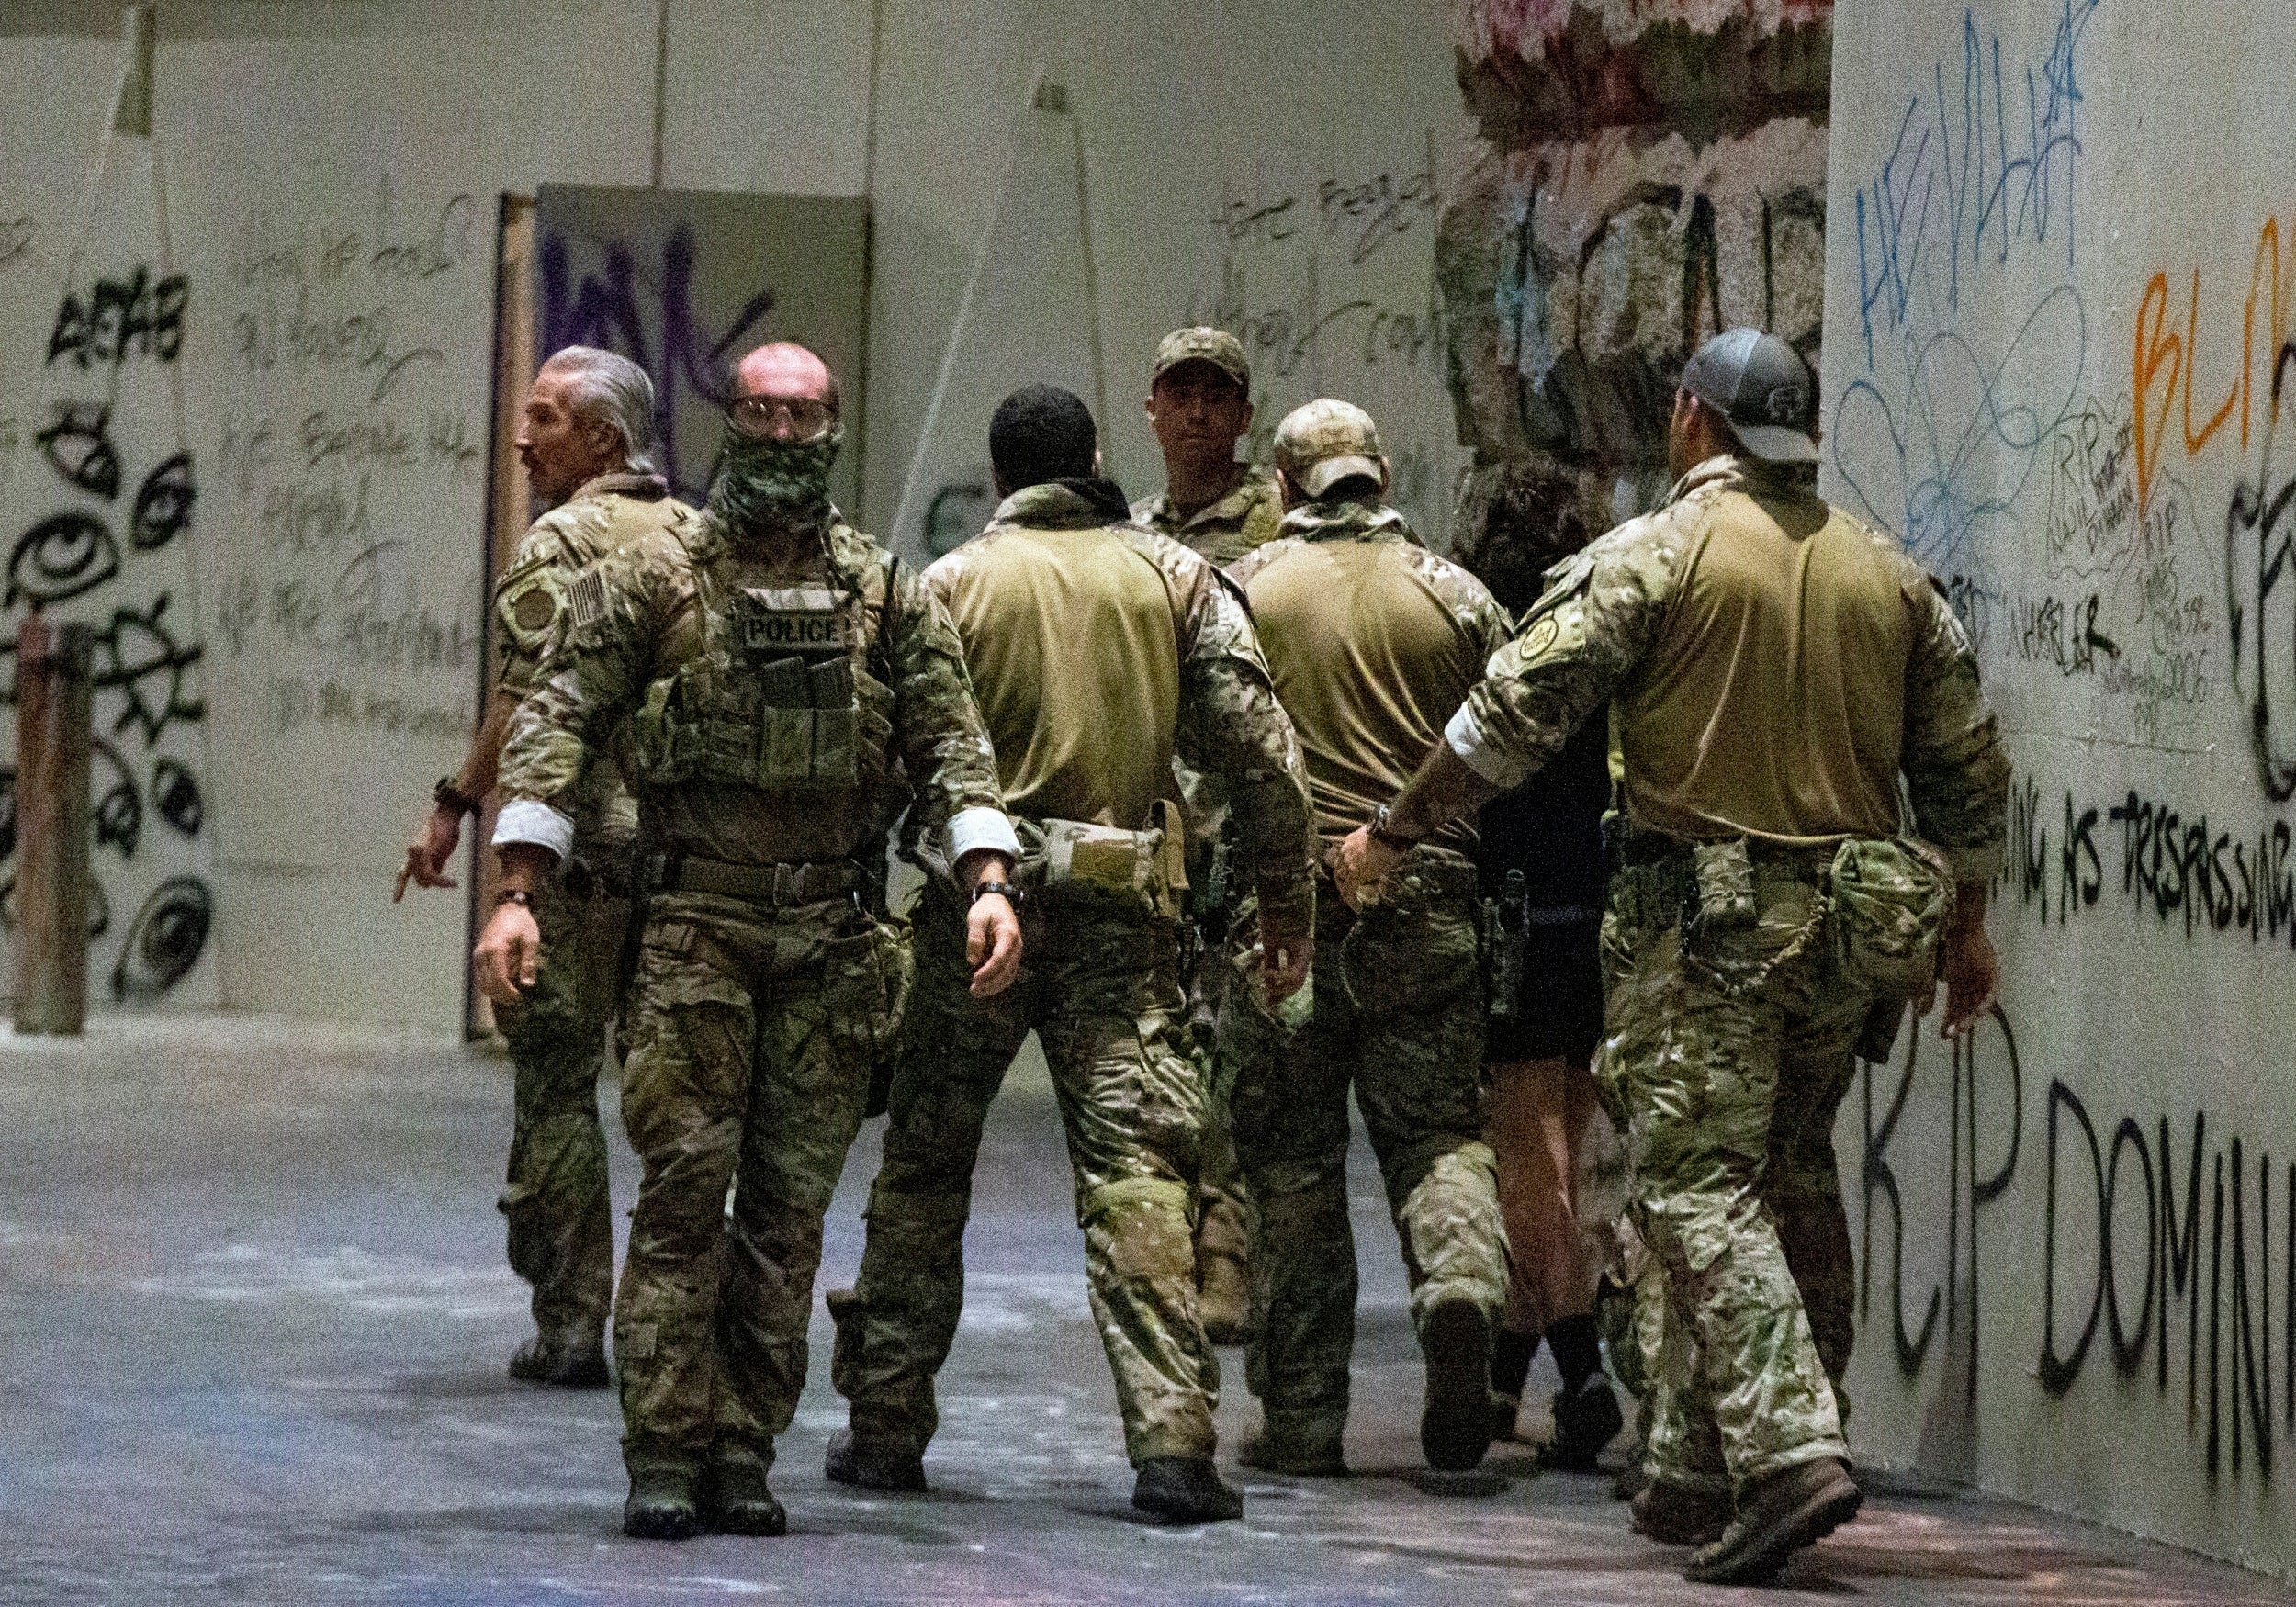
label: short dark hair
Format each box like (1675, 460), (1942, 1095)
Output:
(990, 385), (1097, 490)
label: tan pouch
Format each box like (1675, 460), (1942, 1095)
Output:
(1023, 804), (1187, 918)
(1828, 836), (1955, 1001)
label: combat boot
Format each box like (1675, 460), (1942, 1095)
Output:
(1540, 1376), (1624, 1471)
(1237, 1418), (1347, 1477)
(1131, 1456), (1244, 1523)
(704, 1444), (787, 1537)
(1629, 1477), (1732, 1545)
(507, 1332), (610, 1388)
(1418, 1298), (1495, 1472)
(823, 1427), (928, 1492)
(1684, 1457), (1861, 1584)
(622, 1464), (702, 1541)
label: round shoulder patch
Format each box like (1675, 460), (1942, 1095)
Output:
(512, 587), (557, 635)
(1523, 614), (1559, 658)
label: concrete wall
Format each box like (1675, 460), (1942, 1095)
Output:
(1821, 0), (2296, 1575)
(0, 0), (1471, 1029)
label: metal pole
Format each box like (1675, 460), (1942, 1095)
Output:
(16, 615), (92, 1034)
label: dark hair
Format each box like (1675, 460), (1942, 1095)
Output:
(1455, 460), (1611, 615)
(990, 384), (1097, 490)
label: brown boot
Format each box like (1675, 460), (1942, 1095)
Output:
(1685, 1457), (1861, 1584)
(1629, 1478), (1731, 1545)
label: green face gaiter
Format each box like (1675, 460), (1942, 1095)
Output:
(707, 423), (843, 537)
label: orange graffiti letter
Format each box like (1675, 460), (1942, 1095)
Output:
(2184, 268), (2240, 455)
(2133, 271), (2178, 512)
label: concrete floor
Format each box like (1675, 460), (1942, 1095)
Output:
(0, 1016), (2289, 1606)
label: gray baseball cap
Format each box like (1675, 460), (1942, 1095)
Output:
(1679, 327), (1819, 465)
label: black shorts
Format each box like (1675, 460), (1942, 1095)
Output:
(1484, 917), (1603, 1064)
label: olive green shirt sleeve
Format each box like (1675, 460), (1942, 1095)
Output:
(1443, 517), (1686, 792)
(1899, 574), (2011, 882)
(883, 559), (1016, 864)
(492, 542), (675, 857)
(1168, 555), (1317, 918)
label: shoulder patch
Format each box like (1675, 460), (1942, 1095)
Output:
(1515, 596), (1587, 669)
(494, 559), (565, 653)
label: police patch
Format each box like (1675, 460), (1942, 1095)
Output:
(738, 586), (850, 655)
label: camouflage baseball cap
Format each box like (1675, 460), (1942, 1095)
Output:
(1152, 326), (1251, 390)
(1273, 399), (1384, 499)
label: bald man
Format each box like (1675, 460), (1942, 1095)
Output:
(475, 343), (1023, 1540)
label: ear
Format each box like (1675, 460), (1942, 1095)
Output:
(1276, 469), (1302, 511)
(1377, 455), (1391, 494)
(991, 469), (1012, 500)
(1092, 446), (1105, 478)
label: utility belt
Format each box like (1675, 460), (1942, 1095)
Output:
(558, 854), (636, 904)
(1015, 800), (1189, 919)
(640, 849), (864, 907)
(1610, 826), (1954, 1006)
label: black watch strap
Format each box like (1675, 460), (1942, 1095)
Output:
(970, 879), (1023, 907)
(434, 775), (479, 817)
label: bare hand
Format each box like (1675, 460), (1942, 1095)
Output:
(1934, 918), (1999, 1039)
(966, 893), (1022, 997)
(1331, 826), (1401, 912)
(394, 806), (464, 902)
(474, 901), (542, 1004)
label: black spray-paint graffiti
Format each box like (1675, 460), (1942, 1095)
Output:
(46, 264), (186, 371)
(4, 265), (214, 998)
(1863, 997), (2296, 1484)
(2226, 338), (2296, 801)
(538, 224), (776, 501)
(111, 876), (209, 1001)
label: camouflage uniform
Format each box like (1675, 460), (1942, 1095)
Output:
(1221, 494), (1515, 1449)
(488, 471), (689, 1354)
(1132, 463), (1284, 1329)
(1446, 455), (2009, 1494)
(495, 508), (1013, 1484)
(835, 480), (1315, 1467)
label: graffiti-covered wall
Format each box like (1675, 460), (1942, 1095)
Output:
(1439, 0), (1833, 566)
(1825, 0), (2296, 1572)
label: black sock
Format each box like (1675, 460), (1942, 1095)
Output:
(1491, 1328), (1537, 1398)
(1547, 1313), (1602, 1395)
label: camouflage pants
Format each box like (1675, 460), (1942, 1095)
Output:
(612, 889), (899, 1475)
(1221, 851), (1508, 1444)
(836, 883), (1216, 1465)
(492, 872), (626, 1344)
(1598, 849), (1862, 1493)
(1182, 939), (1255, 1302)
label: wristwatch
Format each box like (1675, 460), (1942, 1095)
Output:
(970, 879), (1023, 908)
(434, 775), (480, 817)
(1367, 804), (1420, 852)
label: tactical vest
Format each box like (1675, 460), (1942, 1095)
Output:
(627, 527), (900, 842)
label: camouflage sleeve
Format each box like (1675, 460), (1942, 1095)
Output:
(490, 520), (582, 702)
(493, 541), (670, 859)
(1442, 514), (1687, 791)
(885, 560), (1017, 866)
(1165, 543), (1316, 916)
(1900, 571), (2011, 882)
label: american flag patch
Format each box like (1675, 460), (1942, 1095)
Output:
(567, 568), (607, 631)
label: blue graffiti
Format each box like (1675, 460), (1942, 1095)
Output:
(1834, 284), (2088, 572)
(539, 224), (776, 500)
(1852, 0), (2099, 371)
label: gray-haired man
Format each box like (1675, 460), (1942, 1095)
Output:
(397, 344), (693, 1386)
